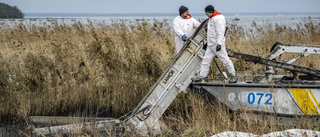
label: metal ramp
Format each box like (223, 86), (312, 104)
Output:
(31, 19), (209, 136)
(125, 19), (209, 135)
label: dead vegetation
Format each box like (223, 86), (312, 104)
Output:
(0, 17), (319, 136)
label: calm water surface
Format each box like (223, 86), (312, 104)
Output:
(0, 13), (320, 29)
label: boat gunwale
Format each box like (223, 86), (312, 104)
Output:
(191, 82), (320, 88)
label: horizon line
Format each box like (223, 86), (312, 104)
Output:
(24, 12), (320, 14)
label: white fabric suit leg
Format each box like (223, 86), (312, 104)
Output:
(199, 45), (216, 77)
(200, 45), (236, 77)
(216, 45), (236, 77)
(175, 40), (184, 53)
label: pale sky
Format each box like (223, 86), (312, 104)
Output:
(1, 0), (320, 13)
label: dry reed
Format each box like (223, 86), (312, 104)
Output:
(0, 17), (319, 136)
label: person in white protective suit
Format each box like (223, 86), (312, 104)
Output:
(173, 5), (200, 53)
(192, 5), (237, 83)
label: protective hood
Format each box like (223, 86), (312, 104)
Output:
(210, 10), (222, 18)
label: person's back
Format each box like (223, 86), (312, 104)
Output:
(173, 5), (200, 53)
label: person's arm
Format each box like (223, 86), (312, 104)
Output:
(214, 17), (226, 46)
(192, 18), (201, 29)
(173, 18), (185, 38)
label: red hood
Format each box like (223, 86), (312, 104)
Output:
(210, 10), (222, 18)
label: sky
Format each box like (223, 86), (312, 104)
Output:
(1, 0), (320, 14)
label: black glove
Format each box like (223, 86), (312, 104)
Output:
(203, 43), (208, 50)
(216, 44), (221, 52)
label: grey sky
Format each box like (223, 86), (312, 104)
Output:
(1, 0), (320, 13)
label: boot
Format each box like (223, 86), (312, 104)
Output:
(229, 76), (237, 83)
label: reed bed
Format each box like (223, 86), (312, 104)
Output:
(0, 17), (319, 136)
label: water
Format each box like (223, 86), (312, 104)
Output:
(1, 13), (320, 29)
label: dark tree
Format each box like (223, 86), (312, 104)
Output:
(0, 2), (24, 18)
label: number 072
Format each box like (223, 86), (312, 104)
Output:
(248, 93), (272, 105)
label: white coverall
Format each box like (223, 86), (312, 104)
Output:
(199, 14), (236, 77)
(173, 14), (200, 53)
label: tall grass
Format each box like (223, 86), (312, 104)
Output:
(0, 17), (319, 136)
(0, 19), (175, 122)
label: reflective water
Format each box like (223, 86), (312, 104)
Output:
(0, 14), (320, 29)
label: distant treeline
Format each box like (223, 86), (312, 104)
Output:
(0, 2), (24, 18)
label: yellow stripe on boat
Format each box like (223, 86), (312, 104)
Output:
(308, 89), (320, 114)
(290, 88), (318, 114)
